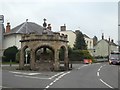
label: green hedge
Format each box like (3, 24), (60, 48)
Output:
(2, 46), (18, 62)
(68, 47), (93, 61)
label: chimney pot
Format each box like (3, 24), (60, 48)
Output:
(60, 24), (66, 31)
(102, 33), (104, 39)
(108, 37), (110, 42)
(111, 39), (114, 43)
(6, 22), (10, 33)
(47, 24), (52, 30)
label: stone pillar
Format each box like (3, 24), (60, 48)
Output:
(54, 49), (60, 71)
(19, 49), (24, 69)
(30, 49), (35, 70)
(64, 49), (69, 70)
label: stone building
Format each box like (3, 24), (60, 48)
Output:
(3, 19), (69, 71)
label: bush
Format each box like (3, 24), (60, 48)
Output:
(3, 46), (18, 62)
(68, 47), (93, 61)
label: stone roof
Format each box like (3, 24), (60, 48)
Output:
(4, 22), (53, 35)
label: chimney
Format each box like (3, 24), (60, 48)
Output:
(47, 24), (52, 30)
(102, 33), (104, 40)
(6, 22), (10, 33)
(108, 36), (110, 42)
(60, 24), (66, 31)
(111, 39), (114, 43)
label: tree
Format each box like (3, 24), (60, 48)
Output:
(74, 30), (87, 50)
(93, 36), (98, 46)
(3, 46), (18, 62)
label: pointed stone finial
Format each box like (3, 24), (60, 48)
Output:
(43, 18), (47, 28)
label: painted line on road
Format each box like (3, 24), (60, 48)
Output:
(97, 72), (99, 76)
(96, 63), (101, 64)
(45, 71), (71, 89)
(77, 65), (88, 70)
(45, 85), (50, 89)
(99, 79), (114, 89)
(49, 72), (64, 79)
(14, 75), (51, 80)
(14, 71), (66, 80)
(98, 66), (103, 71)
(9, 71), (41, 76)
(97, 64), (114, 89)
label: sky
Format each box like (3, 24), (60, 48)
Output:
(0, 0), (119, 44)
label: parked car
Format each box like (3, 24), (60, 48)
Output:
(109, 52), (120, 65)
(84, 59), (92, 64)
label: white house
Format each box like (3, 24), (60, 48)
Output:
(59, 30), (76, 48)
(59, 25), (94, 50)
(94, 34), (118, 57)
(3, 20), (53, 50)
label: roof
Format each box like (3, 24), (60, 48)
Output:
(83, 34), (90, 39)
(4, 22), (53, 35)
(95, 39), (118, 47)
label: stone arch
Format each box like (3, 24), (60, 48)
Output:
(34, 45), (55, 71)
(59, 45), (69, 70)
(19, 33), (69, 71)
(19, 45), (31, 69)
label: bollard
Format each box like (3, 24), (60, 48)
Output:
(70, 62), (72, 69)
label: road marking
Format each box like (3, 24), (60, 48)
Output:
(98, 69), (100, 71)
(77, 65), (88, 69)
(97, 64), (114, 89)
(14, 71), (66, 80)
(9, 71), (41, 75)
(97, 72), (99, 76)
(14, 75), (51, 80)
(45, 85), (50, 88)
(96, 63), (101, 64)
(98, 66), (102, 71)
(99, 79), (114, 89)
(49, 82), (54, 86)
(45, 71), (71, 89)
(49, 72), (64, 79)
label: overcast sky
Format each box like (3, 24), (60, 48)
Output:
(0, 0), (119, 43)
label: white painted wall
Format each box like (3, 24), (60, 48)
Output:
(84, 37), (93, 49)
(59, 30), (94, 50)
(3, 34), (21, 50)
(94, 40), (118, 57)
(94, 40), (108, 57)
(59, 30), (76, 48)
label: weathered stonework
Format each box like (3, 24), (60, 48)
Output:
(19, 32), (69, 71)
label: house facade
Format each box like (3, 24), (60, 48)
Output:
(94, 34), (118, 57)
(3, 21), (53, 50)
(59, 25), (94, 50)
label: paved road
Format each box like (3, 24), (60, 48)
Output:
(2, 62), (119, 89)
